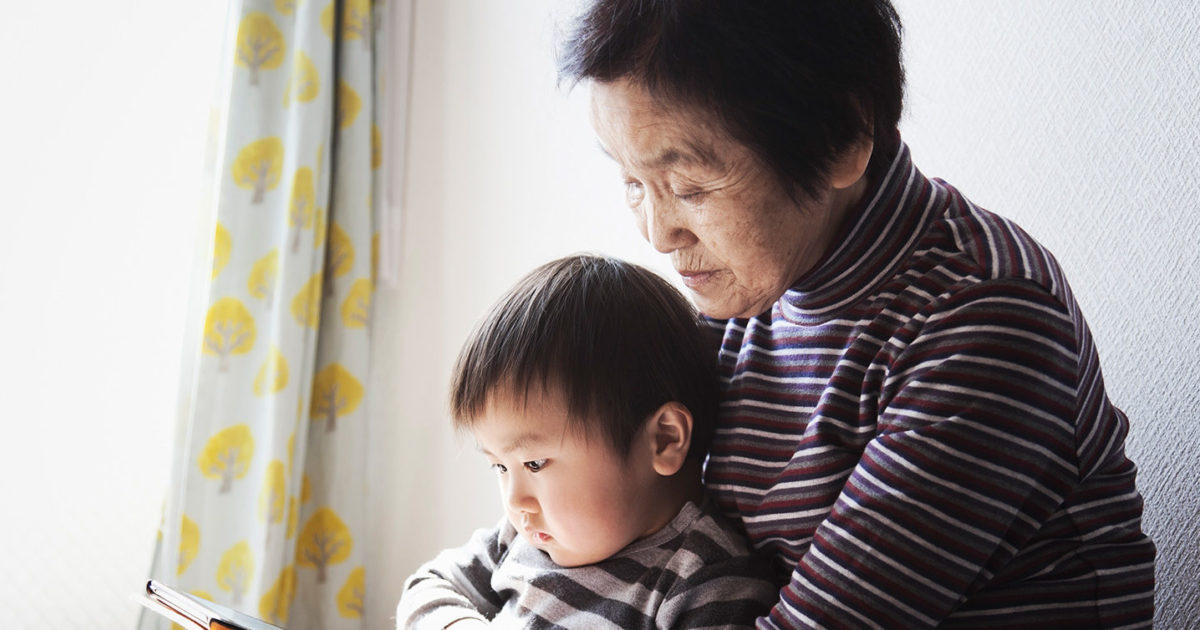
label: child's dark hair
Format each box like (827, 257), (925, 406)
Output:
(449, 254), (718, 461)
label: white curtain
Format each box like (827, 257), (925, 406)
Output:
(141, 0), (403, 627)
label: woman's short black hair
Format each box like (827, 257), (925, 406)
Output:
(558, 0), (904, 199)
(449, 254), (718, 461)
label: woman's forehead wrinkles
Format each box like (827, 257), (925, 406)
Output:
(596, 114), (727, 175)
(627, 137), (726, 173)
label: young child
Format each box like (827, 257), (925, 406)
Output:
(396, 254), (777, 629)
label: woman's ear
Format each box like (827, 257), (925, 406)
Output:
(829, 132), (874, 190)
(645, 402), (693, 477)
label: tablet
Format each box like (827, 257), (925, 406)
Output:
(139, 580), (285, 630)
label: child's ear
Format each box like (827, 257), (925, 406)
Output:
(646, 402), (693, 477)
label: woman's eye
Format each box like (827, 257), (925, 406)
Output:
(625, 181), (645, 206)
(490, 463), (508, 475)
(524, 459), (548, 473)
(676, 190), (707, 205)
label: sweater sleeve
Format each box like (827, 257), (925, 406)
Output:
(396, 521), (515, 630)
(659, 555), (778, 629)
(761, 281), (1082, 628)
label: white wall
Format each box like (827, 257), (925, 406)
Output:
(0, 2), (224, 628)
(372, 1), (1199, 628)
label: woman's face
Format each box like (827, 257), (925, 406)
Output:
(590, 78), (858, 319)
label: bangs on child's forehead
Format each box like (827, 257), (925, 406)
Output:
(474, 377), (616, 450)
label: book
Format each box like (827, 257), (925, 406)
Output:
(138, 580), (286, 630)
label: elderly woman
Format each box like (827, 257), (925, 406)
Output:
(561, 1), (1155, 628)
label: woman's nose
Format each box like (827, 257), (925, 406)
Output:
(641, 193), (694, 254)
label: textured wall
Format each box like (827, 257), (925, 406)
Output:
(893, 1), (1200, 626)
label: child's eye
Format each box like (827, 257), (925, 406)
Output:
(490, 463), (508, 474)
(524, 459), (548, 473)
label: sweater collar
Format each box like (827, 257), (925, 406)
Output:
(777, 142), (941, 325)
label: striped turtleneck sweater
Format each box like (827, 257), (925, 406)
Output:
(705, 142), (1156, 629)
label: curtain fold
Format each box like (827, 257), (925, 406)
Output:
(142, 1), (388, 628)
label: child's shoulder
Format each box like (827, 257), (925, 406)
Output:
(673, 499), (760, 562)
(619, 499), (762, 582)
(654, 501), (777, 599)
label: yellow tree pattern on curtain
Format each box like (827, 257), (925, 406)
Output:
(178, 515), (200, 576)
(320, 0), (372, 46)
(336, 80), (363, 129)
(325, 222), (355, 294)
(236, 13), (285, 86)
(284, 51), (320, 107)
(217, 540), (256, 606)
(310, 363), (364, 433)
(203, 298), (257, 372)
(341, 278), (372, 328)
(289, 167), (315, 251)
(296, 507), (353, 584)
(259, 565), (297, 624)
(247, 249), (279, 308)
(291, 271), (324, 328)
(232, 137), (285, 204)
(253, 346), (289, 396)
(213, 223), (232, 279)
(337, 566), (365, 619)
(198, 424), (256, 493)
(259, 460), (287, 526)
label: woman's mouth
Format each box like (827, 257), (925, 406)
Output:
(678, 269), (716, 290)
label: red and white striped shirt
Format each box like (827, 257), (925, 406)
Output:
(705, 142), (1156, 629)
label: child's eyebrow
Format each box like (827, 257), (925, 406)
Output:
(477, 432), (547, 457)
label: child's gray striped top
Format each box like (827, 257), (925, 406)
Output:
(397, 500), (777, 629)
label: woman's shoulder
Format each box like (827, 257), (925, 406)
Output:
(927, 179), (1070, 298)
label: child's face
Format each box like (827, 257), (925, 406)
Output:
(473, 386), (676, 567)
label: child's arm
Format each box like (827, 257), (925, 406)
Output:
(396, 520), (515, 630)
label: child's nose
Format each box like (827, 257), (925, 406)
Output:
(504, 476), (538, 514)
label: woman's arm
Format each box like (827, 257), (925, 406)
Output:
(761, 281), (1090, 628)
